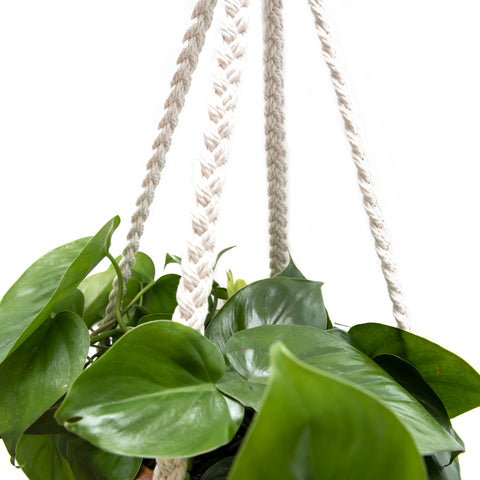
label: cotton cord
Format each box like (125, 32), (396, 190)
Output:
(103, 0), (218, 324)
(308, 0), (411, 331)
(154, 1), (249, 478)
(172, 0), (249, 333)
(263, 0), (289, 276)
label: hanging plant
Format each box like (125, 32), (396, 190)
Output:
(1, 216), (479, 479)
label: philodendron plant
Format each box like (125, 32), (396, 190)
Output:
(1, 217), (479, 480)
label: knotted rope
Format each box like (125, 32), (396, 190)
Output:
(308, 0), (411, 331)
(104, 0), (218, 323)
(155, 1), (249, 478)
(263, 0), (289, 276)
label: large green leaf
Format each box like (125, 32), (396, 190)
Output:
(0, 216), (119, 362)
(228, 343), (427, 480)
(349, 323), (480, 418)
(206, 277), (327, 354)
(223, 325), (463, 456)
(0, 311), (89, 453)
(66, 435), (142, 480)
(16, 434), (75, 480)
(55, 321), (244, 458)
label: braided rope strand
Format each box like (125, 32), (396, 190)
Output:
(154, 1), (249, 478)
(308, 0), (411, 331)
(172, 0), (249, 333)
(263, 0), (289, 276)
(104, 0), (218, 323)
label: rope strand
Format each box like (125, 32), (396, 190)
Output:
(263, 0), (289, 276)
(308, 0), (411, 331)
(104, 0), (219, 324)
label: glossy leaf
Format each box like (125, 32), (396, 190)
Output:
(349, 323), (480, 418)
(0, 311), (89, 453)
(0, 216), (119, 362)
(16, 435), (75, 480)
(52, 288), (84, 317)
(228, 343), (427, 480)
(55, 321), (244, 458)
(142, 274), (180, 315)
(206, 276), (327, 354)
(66, 435), (142, 480)
(224, 325), (463, 456)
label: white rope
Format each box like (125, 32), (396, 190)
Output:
(172, 0), (249, 333)
(154, 1), (249, 478)
(104, 0), (218, 323)
(153, 458), (188, 480)
(308, 0), (411, 331)
(263, 0), (289, 276)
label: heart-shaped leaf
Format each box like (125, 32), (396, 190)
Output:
(16, 434), (75, 480)
(141, 274), (180, 316)
(228, 343), (427, 480)
(206, 277), (327, 354)
(349, 323), (480, 418)
(66, 435), (142, 480)
(55, 321), (244, 458)
(275, 256), (306, 279)
(0, 216), (119, 363)
(0, 311), (89, 453)
(223, 325), (463, 456)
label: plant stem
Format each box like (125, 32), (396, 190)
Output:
(90, 327), (123, 345)
(106, 252), (129, 332)
(90, 317), (117, 337)
(121, 279), (156, 315)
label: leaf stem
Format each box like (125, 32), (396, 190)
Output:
(106, 252), (128, 332)
(90, 327), (123, 345)
(121, 279), (156, 315)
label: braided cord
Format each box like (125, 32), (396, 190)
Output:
(172, 0), (249, 333)
(308, 0), (411, 331)
(104, 0), (219, 323)
(155, 1), (249, 477)
(263, 0), (289, 276)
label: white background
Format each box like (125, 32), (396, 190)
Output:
(1, 0), (479, 478)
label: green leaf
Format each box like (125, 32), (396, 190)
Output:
(141, 274), (180, 315)
(201, 456), (234, 479)
(206, 277), (327, 354)
(214, 246), (236, 270)
(16, 434), (75, 480)
(164, 253), (182, 268)
(55, 321), (244, 458)
(78, 263), (117, 328)
(0, 311), (89, 453)
(275, 255), (306, 279)
(223, 325), (463, 456)
(52, 289), (84, 317)
(66, 435), (142, 480)
(79, 252), (152, 328)
(228, 343), (427, 480)
(349, 323), (480, 418)
(137, 312), (172, 324)
(130, 252), (155, 284)
(424, 454), (461, 480)
(0, 216), (119, 362)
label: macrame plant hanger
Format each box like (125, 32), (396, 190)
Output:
(104, 0), (411, 479)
